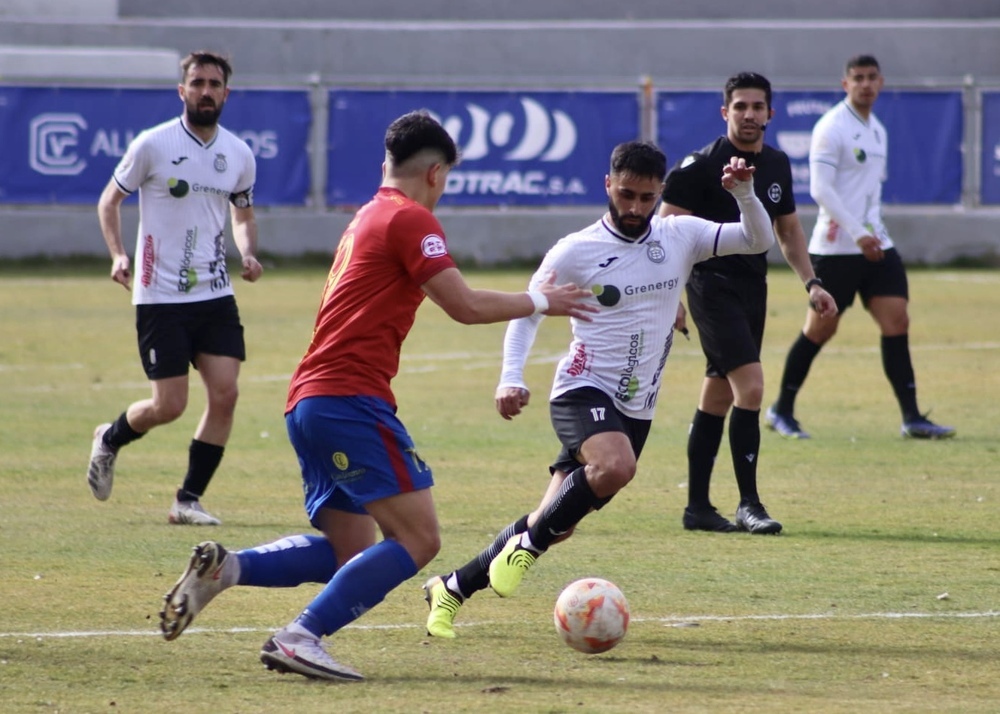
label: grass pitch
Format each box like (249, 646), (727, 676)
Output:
(1, 263), (997, 713)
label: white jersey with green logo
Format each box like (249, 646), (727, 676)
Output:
(808, 100), (893, 255)
(112, 116), (256, 305)
(498, 211), (772, 420)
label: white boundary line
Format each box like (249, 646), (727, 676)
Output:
(4, 610), (997, 639)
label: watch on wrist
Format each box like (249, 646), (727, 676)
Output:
(805, 277), (823, 293)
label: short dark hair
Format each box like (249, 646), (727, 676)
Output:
(845, 54), (880, 74)
(724, 71), (772, 110)
(384, 110), (458, 168)
(180, 51), (233, 84)
(609, 141), (667, 182)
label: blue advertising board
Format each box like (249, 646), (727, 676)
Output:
(657, 90), (962, 205)
(327, 90), (639, 206)
(0, 86), (311, 205)
(981, 91), (1000, 205)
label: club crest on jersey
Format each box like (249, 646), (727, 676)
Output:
(646, 240), (665, 264)
(214, 153), (227, 172)
(768, 183), (782, 203)
(421, 234), (448, 258)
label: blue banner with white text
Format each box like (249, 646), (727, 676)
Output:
(657, 90), (962, 205)
(327, 89), (639, 206)
(0, 86), (311, 205)
(980, 91), (1000, 205)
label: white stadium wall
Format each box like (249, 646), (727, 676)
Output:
(0, 3), (998, 264)
(0, 0), (117, 19)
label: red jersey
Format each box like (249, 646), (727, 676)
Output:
(286, 187), (457, 412)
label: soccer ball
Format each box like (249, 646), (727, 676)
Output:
(553, 577), (629, 654)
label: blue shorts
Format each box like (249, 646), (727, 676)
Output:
(285, 395), (434, 525)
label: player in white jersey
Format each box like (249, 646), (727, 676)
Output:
(768, 55), (954, 440)
(88, 51), (264, 525)
(422, 141), (775, 637)
(807, 83), (892, 257)
(121, 115), (255, 304)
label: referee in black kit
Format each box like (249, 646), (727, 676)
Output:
(659, 72), (837, 534)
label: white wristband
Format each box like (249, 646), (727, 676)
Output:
(527, 290), (549, 315)
(729, 178), (755, 200)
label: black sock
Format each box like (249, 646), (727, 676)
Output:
(103, 412), (144, 451)
(729, 406), (761, 504)
(686, 409), (724, 509)
(774, 333), (822, 415)
(454, 514), (530, 598)
(527, 467), (600, 551)
(178, 440), (224, 501)
(882, 334), (920, 421)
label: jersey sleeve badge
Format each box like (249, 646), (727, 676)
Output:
(421, 234), (448, 258)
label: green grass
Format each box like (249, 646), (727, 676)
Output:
(1, 264), (998, 713)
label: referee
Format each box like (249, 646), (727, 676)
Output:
(659, 72), (837, 534)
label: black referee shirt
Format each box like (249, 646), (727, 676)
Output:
(662, 136), (796, 278)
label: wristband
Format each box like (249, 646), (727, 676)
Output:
(527, 290), (549, 314)
(728, 175), (755, 200)
(804, 277), (824, 293)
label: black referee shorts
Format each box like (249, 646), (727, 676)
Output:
(686, 269), (767, 379)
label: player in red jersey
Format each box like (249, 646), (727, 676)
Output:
(159, 110), (595, 681)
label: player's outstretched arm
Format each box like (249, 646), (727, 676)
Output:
(722, 157), (775, 254)
(422, 268), (596, 325)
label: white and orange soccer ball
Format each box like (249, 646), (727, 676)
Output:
(553, 577), (630, 654)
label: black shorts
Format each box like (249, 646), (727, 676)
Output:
(686, 269), (766, 378)
(811, 248), (909, 313)
(135, 295), (245, 380)
(547, 387), (651, 475)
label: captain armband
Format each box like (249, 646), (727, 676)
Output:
(230, 187), (254, 209)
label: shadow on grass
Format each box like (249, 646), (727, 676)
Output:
(792, 529), (999, 546)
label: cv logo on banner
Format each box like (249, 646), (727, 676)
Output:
(29, 112), (88, 176)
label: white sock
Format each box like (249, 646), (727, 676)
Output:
(220, 553), (241, 589)
(444, 572), (465, 600)
(519, 532), (542, 554)
(282, 621), (314, 639)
